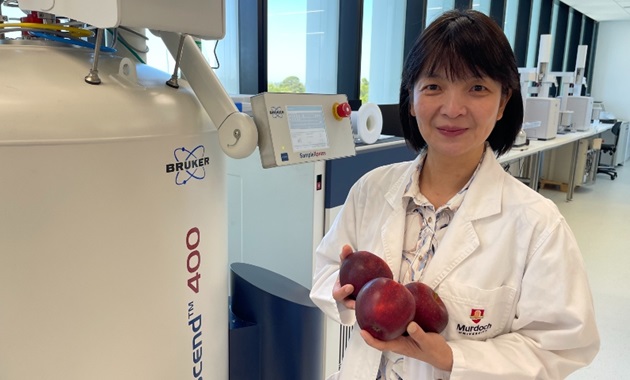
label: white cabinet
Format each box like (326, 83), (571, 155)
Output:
(226, 149), (324, 290)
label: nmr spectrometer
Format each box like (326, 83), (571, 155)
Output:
(0, 1), (355, 379)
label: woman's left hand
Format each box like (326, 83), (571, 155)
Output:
(360, 322), (454, 372)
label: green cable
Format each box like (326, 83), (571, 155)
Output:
(106, 28), (145, 64)
(117, 35), (145, 64)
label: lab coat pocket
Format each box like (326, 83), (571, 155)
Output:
(437, 282), (517, 341)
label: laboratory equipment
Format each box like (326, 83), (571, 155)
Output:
(0, 36), (229, 380)
(226, 92), (358, 292)
(18, 0), (226, 38)
(566, 96), (594, 131)
(558, 109), (575, 132)
(572, 45), (589, 96)
(592, 101), (605, 121)
(523, 97), (561, 140)
(537, 44), (597, 186)
(351, 102), (384, 144)
(514, 128), (528, 147)
(251, 92), (356, 168)
(534, 35), (554, 98)
(230, 263), (324, 380)
(517, 67), (536, 144)
(553, 45), (594, 132)
(521, 35), (560, 140)
(0, 1), (354, 379)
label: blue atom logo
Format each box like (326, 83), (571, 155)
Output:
(174, 145), (207, 185)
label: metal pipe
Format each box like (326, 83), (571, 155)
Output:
(567, 140), (581, 201)
(166, 34), (186, 89)
(84, 28), (104, 85)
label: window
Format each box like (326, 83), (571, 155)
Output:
(504, 0), (519, 48)
(267, 0), (339, 94)
(472, 0), (491, 15)
(360, 0), (407, 104)
(426, 0), (455, 25)
(144, 0), (240, 95)
(211, 0), (241, 95)
(526, 0), (542, 67)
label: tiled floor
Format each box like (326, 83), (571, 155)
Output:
(539, 162), (629, 379)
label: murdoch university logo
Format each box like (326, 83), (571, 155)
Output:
(470, 308), (484, 324)
(165, 145), (209, 185)
(456, 308), (492, 337)
(269, 106), (284, 118)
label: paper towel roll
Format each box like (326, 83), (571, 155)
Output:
(351, 102), (383, 145)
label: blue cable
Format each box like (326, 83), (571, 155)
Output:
(29, 31), (117, 53)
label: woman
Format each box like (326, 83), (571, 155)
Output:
(310, 9), (599, 380)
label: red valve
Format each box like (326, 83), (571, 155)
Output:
(21, 11), (44, 24)
(20, 12), (44, 37)
(333, 102), (352, 120)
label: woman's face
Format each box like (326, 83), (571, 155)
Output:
(410, 71), (510, 161)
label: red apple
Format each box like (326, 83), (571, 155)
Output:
(355, 277), (415, 341)
(405, 282), (449, 334)
(339, 250), (393, 299)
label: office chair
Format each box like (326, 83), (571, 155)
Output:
(597, 121), (621, 180)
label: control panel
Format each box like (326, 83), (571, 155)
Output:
(251, 93), (356, 168)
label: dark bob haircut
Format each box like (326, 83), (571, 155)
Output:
(399, 9), (523, 156)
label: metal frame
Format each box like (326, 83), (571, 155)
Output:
(552, 0), (569, 72)
(238, 0), (268, 94)
(514, 0), (533, 67)
(336, 0), (364, 104)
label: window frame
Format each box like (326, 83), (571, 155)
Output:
(234, 0), (598, 106)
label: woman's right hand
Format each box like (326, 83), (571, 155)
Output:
(333, 245), (356, 309)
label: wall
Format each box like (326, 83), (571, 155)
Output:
(591, 21), (630, 121)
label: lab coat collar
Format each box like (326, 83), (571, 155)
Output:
(421, 148), (506, 288)
(455, 148), (504, 221)
(383, 153), (424, 208)
(380, 148), (506, 287)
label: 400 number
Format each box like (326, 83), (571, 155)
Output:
(186, 227), (202, 294)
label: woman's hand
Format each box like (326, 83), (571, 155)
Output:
(333, 245), (356, 309)
(360, 322), (454, 372)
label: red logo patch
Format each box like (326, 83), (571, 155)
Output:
(470, 309), (484, 324)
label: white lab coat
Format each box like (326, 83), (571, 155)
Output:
(310, 148), (599, 380)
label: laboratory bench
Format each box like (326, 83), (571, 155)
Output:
(349, 122), (616, 205)
(499, 122), (615, 201)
